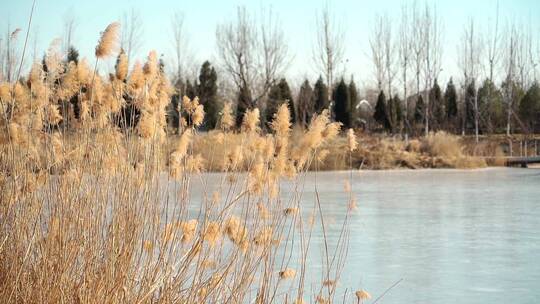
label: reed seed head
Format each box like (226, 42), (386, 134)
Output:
(95, 22), (120, 58)
(279, 268), (296, 279)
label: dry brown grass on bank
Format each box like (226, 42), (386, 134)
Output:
(314, 131), (488, 170)
(186, 130), (489, 171)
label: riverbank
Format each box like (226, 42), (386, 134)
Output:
(188, 130), (539, 171)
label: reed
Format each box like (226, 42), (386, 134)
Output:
(0, 24), (366, 303)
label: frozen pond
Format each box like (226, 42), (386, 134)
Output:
(186, 168), (540, 303)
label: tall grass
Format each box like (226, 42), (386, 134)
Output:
(0, 23), (368, 303)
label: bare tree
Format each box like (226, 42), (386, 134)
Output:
(0, 36), (4, 81)
(459, 18), (483, 142)
(515, 25), (531, 90)
(484, 1), (500, 133)
(259, 6), (288, 99)
(522, 22), (537, 89)
(62, 12), (77, 54)
(216, 6), (257, 112)
(216, 6), (288, 114)
(313, 4), (344, 103)
(369, 15), (385, 92)
(502, 23), (518, 135)
(170, 11), (194, 86)
(369, 14), (396, 130)
(532, 27), (540, 82)
(382, 15), (396, 103)
(2, 26), (21, 83)
(486, 1), (500, 84)
(411, 2), (425, 127)
(398, 4), (412, 137)
(31, 26), (39, 63)
(421, 4), (443, 136)
(535, 27), (540, 82)
(120, 8), (144, 64)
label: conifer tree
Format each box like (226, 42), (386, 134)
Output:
(374, 90), (391, 131)
(333, 78), (351, 128)
(185, 79), (197, 100)
(67, 46), (79, 64)
(198, 61), (219, 129)
(391, 94), (403, 132)
(313, 76), (329, 113)
(349, 78), (359, 127)
(387, 95), (396, 132)
(444, 78), (458, 127)
(297, 80), (314, 128)
(501, 79), (526, 135)
(429, 79), (444, 130)
(478, 79), (504, 133)
(414, 95), (425, 125)
(519, 82), (540, 132)
(236, 86), (252, 127)
(266, 78), (295, 125)
(464, 81), (476, 133)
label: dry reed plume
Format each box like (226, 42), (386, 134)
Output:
(0, 24), (367, 303)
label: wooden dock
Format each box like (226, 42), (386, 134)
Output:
(504, 156), (540, 168)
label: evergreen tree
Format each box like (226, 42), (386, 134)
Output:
(519, 82), (540, 132)
(297, 80), (314, 128)
(478, 79), (504, 133)
(387, 95), (396, 132)
(198, 61), (219, 129)
(236, 86), (253, 127)
(159, 57), (165, 73)
(349, 78), (359, 127)
(391, 94), (403, 132)
(444, 78), (458, 124)
(184, 79), (198, 100)
(178, 79), (199, 127)
(464, 81), (476, 133)
(332, 78), (351, 128)
(266, 78), (295, 125)
(501, 79), (526, 134)
(414, 95), (425, 125)
(429, 79), (444, 130)
(67, 46), (79, 64)
(374, 91), (391, 131)
(313, 76), (329, 113)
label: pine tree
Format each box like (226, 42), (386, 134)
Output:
(349, 78), (359, 127)
(391, 94), (403, 132)
(41, 55), (48, 74)
(236, 86), (253, 127)
(478, 79), (504, 133)
(519, 82), (540, 132)
(464, 81), (476, 133)
(297, 79), (314, 128)
(313, 76), (329, 113)
(374, 91), (391, 132)
(159, 58), (165, 73)
(278, 79), (294, 122)
(429, 79), (444, 130)
(266, 82), (281, 125)
(266, 78), (295, 126)
(444, 78), (458, 126)
(501, 79), (526, 134)
(198, 61), (219, 129)
(387, 95), (396, 132)
(414, 95), (425, 125)
(332, 78), (351, 128)
(67, 46), (79, 64)
(185, 79), (197, 100)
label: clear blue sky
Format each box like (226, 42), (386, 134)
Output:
(2, 0), (539, 89)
